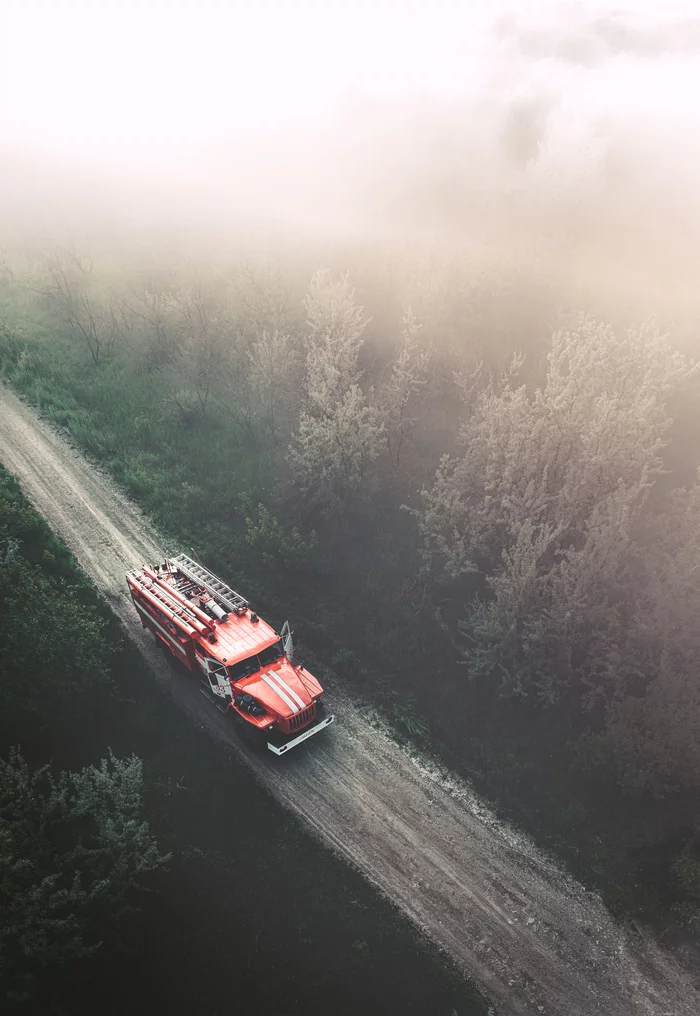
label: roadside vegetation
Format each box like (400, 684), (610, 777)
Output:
(2, 242), (700, 946)
(0, 467), (167, 1009)
(0, 465), (487, 1014)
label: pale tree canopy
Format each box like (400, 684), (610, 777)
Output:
(304, 269), (369, 414)
(419, 315), (698, 704)
(290, 271), (383, 514)
(417, 315), (698, 578)
(290, 385), (384, 513)
(461, 482), (647, 704)
(247, 329), (300, 439)
(382, 308), (430, 466)
(163, 278), (233, 423)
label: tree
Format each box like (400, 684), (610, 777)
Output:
(0, 748), (168, 1003)
(460, 483), (644, 704)
(247, 330), (300, 439)
(582, 650), (700, 797)
(582, 472), (700, 794)
(382, 309), (429, 467)
(37, 250), (121, 365)
(290, 271), (383, 515)
(165, 280), (231, 424)
(218, 263), (305, 435)
(416, 315), (698, 703)
(228, 261), (302, 343)
(0, 524), (114, 740)
(458, 518), (568, 702)
(290, 386), (384, 513)
(118, 281), (179, 372)
(416, 316), (696, 579)
(633, 473), (700, 661)
(243, 501), (317, 568)
(303, 269), (368, 412)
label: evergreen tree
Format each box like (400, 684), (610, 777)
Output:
(0, 749), (168, 1003)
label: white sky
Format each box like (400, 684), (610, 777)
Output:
(2, 0), (699, 165)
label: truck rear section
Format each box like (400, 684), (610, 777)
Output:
(126, 553), (334, 754)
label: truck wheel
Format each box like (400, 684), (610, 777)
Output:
(229, 710), (266, 754)
(156, 637), (188, 675)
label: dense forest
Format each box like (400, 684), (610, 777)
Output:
(2, 239), (700, 952)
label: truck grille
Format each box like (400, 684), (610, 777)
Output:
(290, 706), (314, 731)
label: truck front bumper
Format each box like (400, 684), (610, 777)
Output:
(267, 713), (335, 755)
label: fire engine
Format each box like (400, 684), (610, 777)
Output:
(126, 553), (334, 754)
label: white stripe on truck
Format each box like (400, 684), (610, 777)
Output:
(267, 670), (306, 710)
(261, 672), (298, 713)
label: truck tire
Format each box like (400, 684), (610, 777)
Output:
(229, 708), (266, 754)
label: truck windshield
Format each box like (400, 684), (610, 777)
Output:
(228, 656), (259, 681)
(228, 640), (286, 680)
(258, 640), (285, 667)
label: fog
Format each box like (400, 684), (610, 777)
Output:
(3, 1), (700, 330)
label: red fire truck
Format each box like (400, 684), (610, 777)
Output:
(127, 553), (334, 754)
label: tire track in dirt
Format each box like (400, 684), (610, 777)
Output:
(1, 381), (698, 1016)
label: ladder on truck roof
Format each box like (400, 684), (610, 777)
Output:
(169, 553), (249, 614)
(128, 569), (203, 633)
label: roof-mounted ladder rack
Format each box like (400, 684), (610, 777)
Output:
(127, 570), (204, 632)
(169, 553), (249, 614)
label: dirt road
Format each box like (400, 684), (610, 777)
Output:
(1, 381), (698, 1016)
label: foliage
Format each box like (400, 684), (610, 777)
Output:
(0, 477), (115, 740)
(36, 250), (124, 365)
(419, 316), (698, 707)
(382, 309), (430, 466)
(244, 501), (317, 568)
(247, 330), (301, 439)
(417, 316), (695, 578)
(118, 283), (179, 372)
(391, 695), (429, 740)
(290, 271), (384, 514)
(163, 280), (232, 422)
(291, 386), (384, 514)
(0, 471), (170, 1006)
(6, 246), (700, 934)
(581, 654), (700, 797)
(0, 747), (168, 1003)
(579, 472), (700, 795)
(303, 268), (368, 405)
